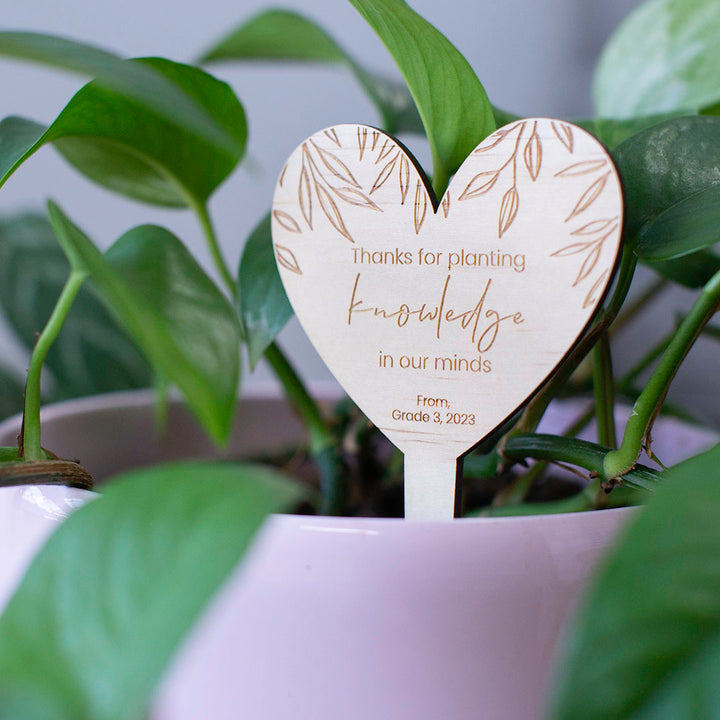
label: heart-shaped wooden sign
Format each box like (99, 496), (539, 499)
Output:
(272, 119), (623, 520)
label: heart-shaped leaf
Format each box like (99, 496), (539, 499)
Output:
(237, 213), (293, 368)
(47, 203), (241, 445)
(612, 116), (720, 245)
(348, 0), (495, 196)
(594, 0), (720, 119)
(0, 58), (246, 207)
(0, 32), (242, 156)
(0, 461), (303, 720)
(549, 443), (720, 720)
(0, 212), (151, 399)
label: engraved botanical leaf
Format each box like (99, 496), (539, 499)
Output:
(413, 180), (427, 234)
(441, 193), (451, 218)
(573, 243), (602, 286)
(583, 269), (609, 309)
(272, 210), (301, 233)
(274, 244), (302, 275)
(324, 128), (341, 147)
(357, 126), (368, 161)
(371, 130), (380, 151)
(551, 241), (594, 257)
(571, 218), (617, 235)
(523, 123), (542, 181)
(370, 151), (399, 195)
(298, 165), (312, 229)
(376, 138), (395, 163)
(332, 185), (381, 211)
(473, 125), (516, 154)
(498, 186), (519, 238)
(458, 170), (500, 200)
(552, 121), (574, 153)
(566, 172), (611, 221)
(399, 155), (410, 205)
(310, 140), (360, 187)
(555, 159), (607, 177)
(316, 182), (354, 242)
(278, 163), (288, 187)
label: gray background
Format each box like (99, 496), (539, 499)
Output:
(2, 0), (717, 428)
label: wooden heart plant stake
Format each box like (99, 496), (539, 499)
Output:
(272, 119), (623, 520)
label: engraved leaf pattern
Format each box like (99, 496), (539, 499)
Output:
(376, 138), (395, 164)
(357, 127), (368, 161)
(332, 186), (381, 211)
(413, 180), (427, 234)
(310, 140), (360, 187)
(278, 163), (288, 187)
(274, 244), (302, 275)
(441, 193), (451, 218)
(370, 152), (399, 195)
(298, 166), (312, 229)
(315, 182), (354, 242)
(272, 210), (301, 233)
(573, 243), (602, 286)
(550, 241), (593, 257)
(555, 159), (607, 177)
(498, 187), (519, 238)
(551, 121), (574, 153)
(571, 219), (615, 235)
(473, 126), (514, 154)
(566, 172), (611, 221)
(399, 155), (410, 205)
(324, 128), (341, 147)
(523, 122), (542, 181)
(458, 170), (500, 200)
(583, 270), (609, 309)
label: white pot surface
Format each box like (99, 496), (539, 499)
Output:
(0, 389), (715, 720)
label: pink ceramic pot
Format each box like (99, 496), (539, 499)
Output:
(0, 389), (714, 720)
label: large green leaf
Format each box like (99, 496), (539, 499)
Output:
(237, 213), (293, 368)
(646, 250), (720, 288)
(549, 443), (720, 720)
(47, 203), (241, 445)
(636, 185), (720, 260)
(0, 58), (246, 207)
(348, 0), (494, 196)
(594, 0), (720, 119)
(612, 116), (720, 245)
(0, 212), (151, 399)
(0, 32), (242, 156)
(200, 9), (424, 136)
(0, 461), (303, 720)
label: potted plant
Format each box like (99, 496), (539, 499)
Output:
(0, 0), (718, 718)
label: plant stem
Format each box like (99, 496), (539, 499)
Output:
(592, 331), (616, 448)
(604, 267), (720, 479)
(192, 200), (235, 295)
(264, 342), (345, 514)
(22, 270), (86, 461)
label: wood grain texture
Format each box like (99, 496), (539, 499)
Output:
(272, 119), (624, 520)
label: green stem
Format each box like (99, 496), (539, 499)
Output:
(265, 342), (345, 514)
(191, 200), (235, 295)
(604, 267), (720, 479)
(592, 331), (616, 448)
(22, 270), (86, 461)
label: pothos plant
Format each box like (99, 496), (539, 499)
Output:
(0, 0), (718, 717)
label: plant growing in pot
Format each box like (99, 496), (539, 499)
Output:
(0, 0), (719, 717)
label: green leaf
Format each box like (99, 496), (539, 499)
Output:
(0, 32), (242, 156)
(0, 461), (303, 720)
(646, 250), (720, 288)
(589, 111), (687, 148)
(47, 203), (241, 444)
(0, 212), (151, 399)
(0, 58), (246, 207)
(348, 0), (495, 196)
(612, 116), (720, 244)
(594, 0), (720, 119)
(0, 448), (20, 463)
(549, 443), (720, 720)
(200, 9), (424, 136)
(237, 213), (293, 368)
(636, 185), (720, 260)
